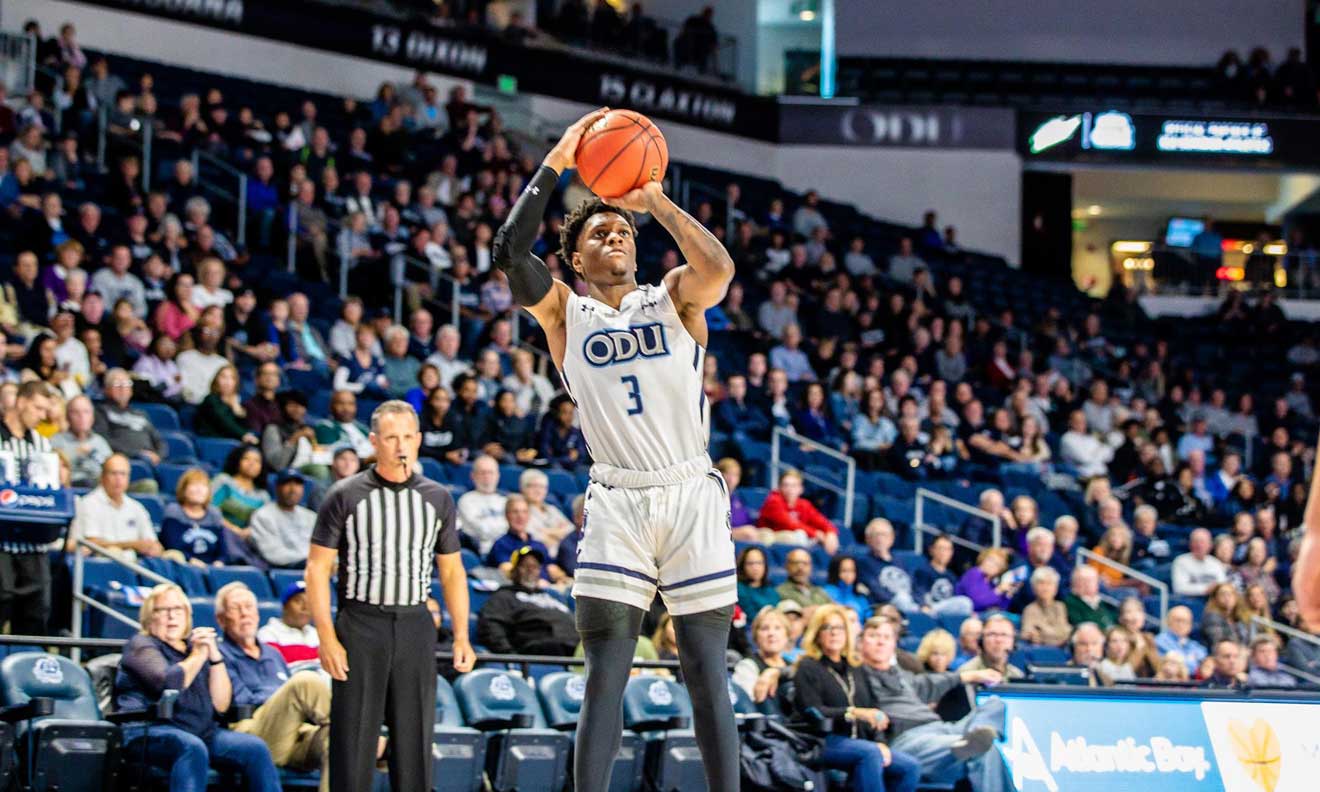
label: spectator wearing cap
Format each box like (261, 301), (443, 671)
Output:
(216, 582), (333, 790)
(247, 470), (316, 569)
(67, 454), (162, 558)
(484, 495), (567, 584)
(476, 544), (578, 656)
(93, 368), (168, 465)
(258, 581), (320, 665)
(260, 390), (329, 479)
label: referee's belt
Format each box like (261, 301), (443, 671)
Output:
(340, 599), (427, 614)
(589, 453), (713, 489)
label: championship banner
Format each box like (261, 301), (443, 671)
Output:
(985, 689), (1320, 792)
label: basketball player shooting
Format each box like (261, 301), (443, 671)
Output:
(493, 107), (740, 792)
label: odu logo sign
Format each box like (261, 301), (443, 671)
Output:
(583, 324), (670, 367)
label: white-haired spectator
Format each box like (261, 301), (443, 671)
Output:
(519, 468), (575, 555)
(425, 324), (470, 394)
(1172, 528), (1228, 596)
(1020, 566), (1069, 647)
(1155, 606), (1207, 674)
(1063, 565), (1116, 629)
(456, 455), (508, 555)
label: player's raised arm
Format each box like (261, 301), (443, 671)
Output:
(612, 181), (735, 312)
(493, 107), (609, 327)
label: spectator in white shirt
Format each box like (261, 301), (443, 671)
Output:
(1172, 528), (1228, 597)
(247, 470), (317, 569)
(457, 455), (508, 555)
(425, 324), (471, 394)
(843, 236), (876, 277)
(257, 580), (320, 665)
(50, 311), (90, 392)
(756, 280), (797, 340)
(191, 256), (233, 310)
(1060, 409), (1113, 480)
(887, 237), (926, 283)
(67, 454), (162, 557)
(502, 348), (555, 418)
(90, 245), (147, 318)
(791, 190), (829, 239)
(176, 324), (229, 404)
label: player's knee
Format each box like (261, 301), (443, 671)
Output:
(576, 596), (645, 642)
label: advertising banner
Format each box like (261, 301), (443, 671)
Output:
(779, 103), (1014, 149)
(1018, 108), (1320, 168)
(989, 690), (1320, 792)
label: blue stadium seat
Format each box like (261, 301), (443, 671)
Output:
(268, 569), (306, 602)
(189, 597), (217, 629)
(546, 470), (578, 500)
(538, 672), (642, 792)
(739, 487), (770, 518)
(154, 462), (194, 497)
(452, 669), (570, 792)
(258, 601), (282, 627)
(128, 458), (154, 484)
(75, 557), (137, 593)
(139, 557), (208, 597)
(1026, 646), (1070, 665)
(0, 652), (120, 791)
(137, 402), (181, 431)
(433, 676), (487, 792)
(623, 675), (703, 792)
(905, 611), (938, 639)
(497, 465), (525, 494)
(419, 457), (445, 483)
(459, 549), (482, 572)
(208, 566), (275, 599)
(160, 431), (198, 463)
(196, 437), (241, 469)
(446, 461), (474, 486)
(129, 493), (165, 527)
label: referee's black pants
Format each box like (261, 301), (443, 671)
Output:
(330, 600), (436, 792)
(0, 551), (50, 635)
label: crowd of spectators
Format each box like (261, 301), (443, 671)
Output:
(1216, 46), (1318, 109)
(0, 16), (1318, 790)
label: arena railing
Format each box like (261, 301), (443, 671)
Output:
(0, 30), (36, 98)
(33, 65), (65, 136)
(1075, 546), (1170, 627)
(191, 148), (250, 248)
(769, 426), (856, 529)
(913, 487), (1000, 556)
(69, 537), (173, 663)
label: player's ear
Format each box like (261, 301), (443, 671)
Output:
(571, 251), (583, 277)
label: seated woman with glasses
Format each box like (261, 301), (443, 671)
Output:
(114, 583), (280, 792)
(793, 604), (921, 792)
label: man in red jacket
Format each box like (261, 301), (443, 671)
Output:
(756, 469), (840, 555)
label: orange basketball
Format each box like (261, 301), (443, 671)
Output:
(574, 109), (668, 199)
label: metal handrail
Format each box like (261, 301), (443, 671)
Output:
(33, 64), (65, 135)
(914, 487), (1001, 553)
(191, 148), (250, 247)
(1076, 546), (1169, 625)
(1277, 662), (1320, 687)
(1251, 615), (1320, 649)
(910, 521), (986, 554)
(769, 427), (855, 529)
(70, 537), (171, 662)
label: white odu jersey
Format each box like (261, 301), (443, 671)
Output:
(561, 281), (708, 471)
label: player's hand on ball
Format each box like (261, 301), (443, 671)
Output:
(452, 637), (476, 673)
(544, 107), (610, 174)
(320, 634), (350, 681)
(608, 180), (663, 214)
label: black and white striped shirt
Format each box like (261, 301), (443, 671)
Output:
(0, 421), (53, 554)
(311, 467), (459, 607)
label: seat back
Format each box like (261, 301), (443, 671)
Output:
(196, 437), (240, 468)
(453, 669), (547, 729)
(76, 558), (137, 593)
(435, 675), (465, 729)
(536, 672), (587, 729)
(622, 675), (693, 730)
(140, 557), (208, 596)
(208, 565), (275, 599)
(0, 653), (103, 723)
(138, 403), (181, 431)
(726, 678), (758, 717)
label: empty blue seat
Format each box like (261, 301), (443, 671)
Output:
(139, 557), (209, 596)
(138, 402), (181, 431)
(128, 458), (154, 484)
(197, 437), (241, 469)
(545, 469), (578, 499)
(623, 675), (703, 792)
(75, 557), (137, 593)
(129, 493), (165, 527)
(459, 549), (482, 572)
(209, 565), (275, 599)
(497, 465), (525, 494)
(538, 672), (642, 792)
(453, 670), (570, 792)
(434, 676), (487, 792)
(419, 457), (445, 483)
(189, 597), (217, 629)
(739, 487), (770, 517)
(160, 431), (198, 463)
(154, 462), (195, 497)
(269, 569), (306, 601)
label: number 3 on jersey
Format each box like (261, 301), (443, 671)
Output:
(621, 375), (644, 415)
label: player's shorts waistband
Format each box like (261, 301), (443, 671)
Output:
(589, 454), (714, 489)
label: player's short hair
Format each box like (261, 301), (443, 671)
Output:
(560, 198), (636, 266)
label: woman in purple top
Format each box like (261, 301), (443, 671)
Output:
(956, 547), (1014, 612)
(717, 457), (759, 542)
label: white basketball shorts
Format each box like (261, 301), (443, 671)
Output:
(572, 462), (736, 616)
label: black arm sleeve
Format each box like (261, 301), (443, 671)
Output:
(493, 165), (559, 306)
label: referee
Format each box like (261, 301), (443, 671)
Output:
(305, 400), (474, 792)
(0, 381), (54, 636)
